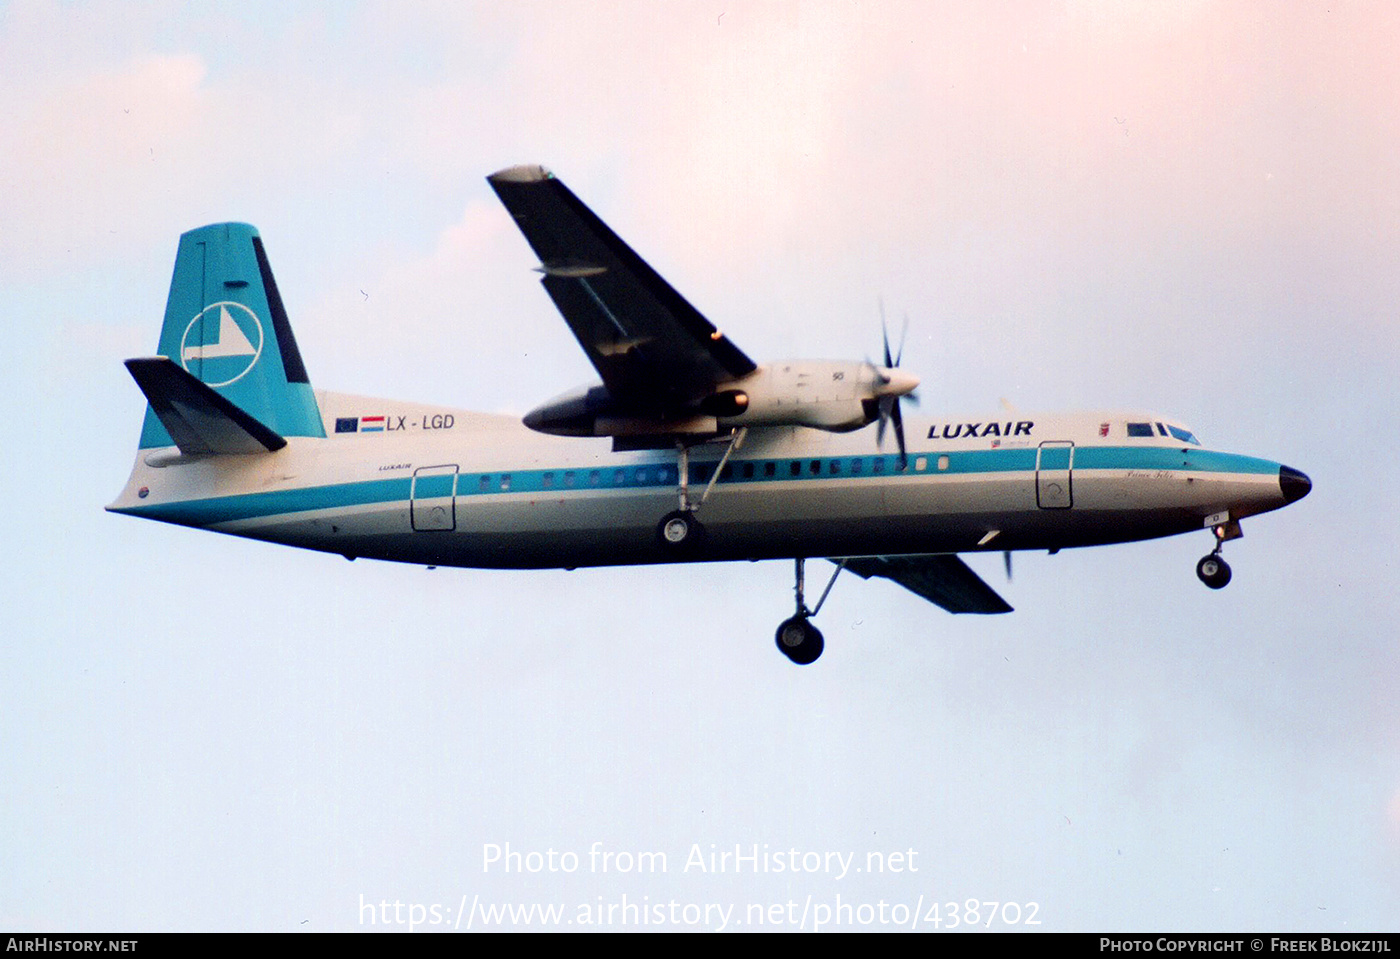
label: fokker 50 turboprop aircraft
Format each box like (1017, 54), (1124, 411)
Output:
(109, 165), (1311, 664)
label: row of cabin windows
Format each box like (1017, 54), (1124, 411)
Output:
(466, 456), (916, 493)
(416, 423), (1207, 497)
(475, 433), (1197, 494)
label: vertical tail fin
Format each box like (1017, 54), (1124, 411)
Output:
(137, 223), (324, 449)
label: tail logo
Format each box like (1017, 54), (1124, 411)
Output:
(179, 302), (265, 387)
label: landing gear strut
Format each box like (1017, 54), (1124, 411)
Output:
(654, 428), (747, 552)
(1195, 519), (1238, 590)
(775, 558), (845, 665)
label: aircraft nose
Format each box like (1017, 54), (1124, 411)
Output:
(1279, 465), (1311, 504)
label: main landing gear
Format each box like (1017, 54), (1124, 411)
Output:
(658, 510), (702, 549)
(654, 428), (747, 552)
(776, 615), (823, 665)
(1196, 517), (1241, 590)
(775, 558), (846, 665)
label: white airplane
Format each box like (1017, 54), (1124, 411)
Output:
(109, 164), (1311, 664)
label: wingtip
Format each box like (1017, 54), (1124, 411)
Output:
(488, 164), (553, 184)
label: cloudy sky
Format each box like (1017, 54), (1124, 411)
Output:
(2, 0), (1396, 932)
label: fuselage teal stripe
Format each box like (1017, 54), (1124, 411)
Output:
(448, 447), (1276, 497)
(1072, 447), (1278, 474)
(122, 477), (411, 524)
(117, 445), (1281, 526)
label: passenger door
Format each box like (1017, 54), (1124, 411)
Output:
(1035, 441), (1074, 509)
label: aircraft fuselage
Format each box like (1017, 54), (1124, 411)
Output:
(109, 392), (1304, 571)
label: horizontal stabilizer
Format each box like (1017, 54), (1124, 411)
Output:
(125, 357), (286, 455)
(841, 554), (1013, 614)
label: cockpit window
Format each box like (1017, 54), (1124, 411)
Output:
(1155, 422), (1168, 436)
(1167, 425), (1200, 445)
(1126, 422), (1154, 437)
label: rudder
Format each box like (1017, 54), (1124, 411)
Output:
(137, 223), (324, 449)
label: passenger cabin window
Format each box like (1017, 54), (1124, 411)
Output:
(1126, 422), (1154, 437)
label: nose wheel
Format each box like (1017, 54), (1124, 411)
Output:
(1196, 553), (1232, 589)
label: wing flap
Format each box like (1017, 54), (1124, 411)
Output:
(125, 357), (287, 455)
(841, 554), (1013, 614)
(488, 165), (755, 411)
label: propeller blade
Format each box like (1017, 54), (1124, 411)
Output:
(872, 298), (914, 471)
(1003, 550), (1013, 582)
(891, 392), (907, 469)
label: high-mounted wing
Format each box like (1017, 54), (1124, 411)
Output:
(488, 165), (755, 415)
(841, 555), (1014, 614)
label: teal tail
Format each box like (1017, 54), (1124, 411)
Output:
(136, 223), (324, 450)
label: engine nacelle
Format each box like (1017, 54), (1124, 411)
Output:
(522, 361), (917, 439)
(522, 383), (611, 436)
(523, 384), (718, 438)
(710, 362), (904, 432)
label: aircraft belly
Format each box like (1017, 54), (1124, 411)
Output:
(214, 473), (1151, 568)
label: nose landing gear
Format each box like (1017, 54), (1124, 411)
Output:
(1196, 517), (1240, 589)
(1196, 553), (1232, 589)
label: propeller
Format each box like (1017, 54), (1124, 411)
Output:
(872, 302), (920, 469)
